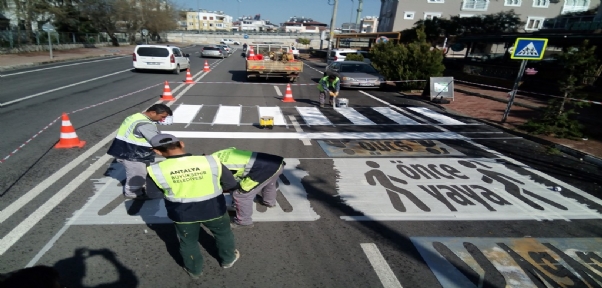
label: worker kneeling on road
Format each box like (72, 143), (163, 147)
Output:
(211, 147), (285, 229)
(317, 74), (340, 108)
(146, 134), (241, 279)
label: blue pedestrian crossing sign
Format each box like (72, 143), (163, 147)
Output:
(511, 38), (548, 60)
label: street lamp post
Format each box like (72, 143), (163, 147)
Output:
(326, 0), (339, 63)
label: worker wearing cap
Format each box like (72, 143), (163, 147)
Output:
(211, 147), (285, 229)
(107, 104), (172, 200)
(146, 134), (241, 279)
(317, 74), (340, 108)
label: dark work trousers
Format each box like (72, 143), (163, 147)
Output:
(174, 213), (237, 275)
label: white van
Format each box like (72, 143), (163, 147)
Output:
(327, 49), (358, 63)
(133, 45), (190, 74)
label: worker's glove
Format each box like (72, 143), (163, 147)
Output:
(333, 92), (339, 97)
(329, 92), (335, 97)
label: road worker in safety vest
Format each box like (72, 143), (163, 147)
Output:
(211, 147), (285, 229)
(146, 134), (241, 279)
(317, 74), (340, 108)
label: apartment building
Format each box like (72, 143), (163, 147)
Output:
(377, 0), (600, 32)
(186, 10), (233, 31)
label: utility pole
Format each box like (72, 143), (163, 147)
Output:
(355, 0), (363, 25)
(326, 0), (339, 63)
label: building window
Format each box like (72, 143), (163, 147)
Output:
(424, 12), (442, 20)
(203, 16), (207, 20)
(562, 0), (590, 14)
(427, 0), (444, 3)
(525, 16), (545, 30)
(505, 0), (521, 6)
(210, 17), (214, 20)
(532, 0), (549, 8)
(404, 11), (415, 19)
(462, 0), (489, 11)
(459, 14), (475, 17)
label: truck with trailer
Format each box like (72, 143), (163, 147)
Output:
(246, 44), (304, 82)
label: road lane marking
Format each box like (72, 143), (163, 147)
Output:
(162, 131), (467, 140)
(274, 86), (282, 96)
(361, 243), (404, 288)
(1, 57), (128, 77)
(0, 69), (132, 107)
(288, 115), (312, 146)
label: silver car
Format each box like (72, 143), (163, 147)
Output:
(219, 44), (232, 54)
(201, 46), (229, 58)
(324, 61), (385, 89)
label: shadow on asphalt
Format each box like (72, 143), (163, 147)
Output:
(53, 248), (138, 287)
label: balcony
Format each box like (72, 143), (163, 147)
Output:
(542, 15), (600, 31)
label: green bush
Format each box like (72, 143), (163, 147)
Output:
(370, 27), (445, 90)
(345, 53), (364, 61)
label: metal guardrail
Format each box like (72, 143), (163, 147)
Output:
(167, 30), (322, 37)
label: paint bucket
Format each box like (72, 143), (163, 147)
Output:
(336, 98), (349, 108)
(259, 116), (274, 129)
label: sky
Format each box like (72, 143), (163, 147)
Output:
(172, 0), (381, 27)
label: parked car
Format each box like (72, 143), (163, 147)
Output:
(220, 38), (241, 45)
(324, 61), (385, 89)
(327, 49), (358, 63)
(201, 46), (229, 58)
(219, 44), (233, 54)
(132, 45), (190, 74)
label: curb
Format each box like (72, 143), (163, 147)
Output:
(440, 106), (602, 169)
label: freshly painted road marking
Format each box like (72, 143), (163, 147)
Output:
(163, 131), (468, 140)
(172, 104), (203, 123)
(361, 243), (404, 288)
(359, 91), (432, 124)
(273, 85), (282, 96)
(0, 69), (132, 107)
(372, 107), (420, 125)
(296, 107), (333, 126)
(408, 107), (465, 125)
(288, 115), (312, 146)
(258, 106), (287, 126)
(11, 62), (222, 261)
(334, 107), (376, 125)
(1, 56), (127, 77)
(212, 105), (242, 125)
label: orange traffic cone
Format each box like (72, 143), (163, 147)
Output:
(282, 84), (296, 103)
(55, 113), (86, 149)
(185, 69), (194, 84)
(247, 47), (255, 60)
(161, 81), (174, 101)
(203, 60), (211, 72)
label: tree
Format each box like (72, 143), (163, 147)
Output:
(370, 27), (445, 90)
(522, 41), (600, 139)
(297, 37), (310, 48)
(345, 53), (363, 61)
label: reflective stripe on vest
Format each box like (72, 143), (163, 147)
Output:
(148, 155), (222, 203)
(115, 113), (153, 147)
(212, 148), (257, 177)
(317, 76), (340, 92)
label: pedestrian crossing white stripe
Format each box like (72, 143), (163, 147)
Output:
(335, 107), (376, 125)
(163, 131), (467, 140)
(258, 106), (287, 125)
(372, 107), (420, 125)
(213, 105), (241, 125)
(296, 107), (333, 126)
(408, 107), (464, 125)
(172, 104), (202, 123)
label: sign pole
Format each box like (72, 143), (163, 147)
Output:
(48, 31), (53, 59)
(501, 59), (527, 123)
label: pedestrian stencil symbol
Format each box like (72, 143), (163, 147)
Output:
(516, 42), (539, 56)
(70, 158), (319, 225)
(334, 158), (602, 221)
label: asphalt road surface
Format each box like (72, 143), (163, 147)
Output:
(1, 45), (602, 288)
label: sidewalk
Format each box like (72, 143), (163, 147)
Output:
(0, 45), (137, 72)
